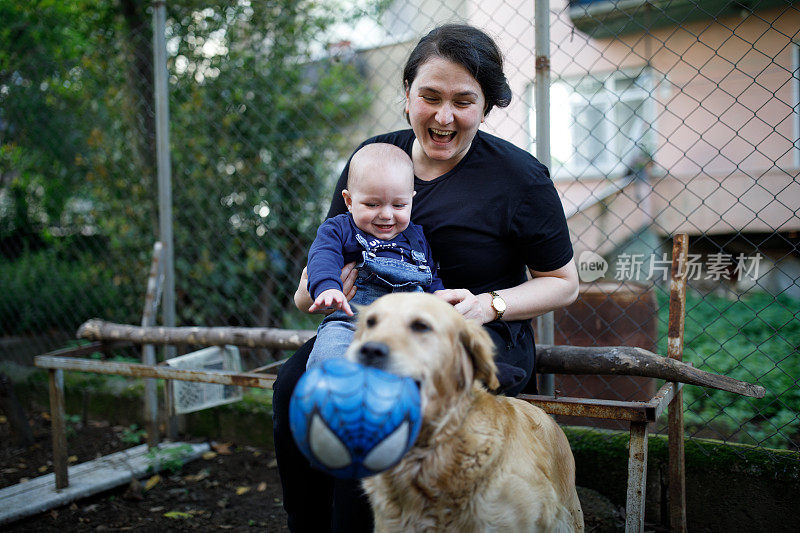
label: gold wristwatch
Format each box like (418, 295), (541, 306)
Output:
(489, 291), (506, 321)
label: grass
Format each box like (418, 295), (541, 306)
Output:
(145, 444), (195, 475)
(655, 288), (800, 449)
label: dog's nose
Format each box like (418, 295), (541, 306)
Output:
(358, 341), (389, 368)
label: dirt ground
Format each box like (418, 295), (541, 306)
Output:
(2, 406), (627, 532)
(2, 410), (289, 532)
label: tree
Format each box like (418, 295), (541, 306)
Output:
(158, 0), (370, 329)
(0, 1), (99, 252)
(2, 0), (371, 344)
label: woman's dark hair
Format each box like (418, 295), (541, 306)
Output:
(403, 24), (512, 118)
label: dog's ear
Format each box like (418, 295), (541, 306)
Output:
(459, 320), (500, 391)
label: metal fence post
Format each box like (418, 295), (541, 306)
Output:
(667, 234), (689, 532)
(625, 421), (649, 533)
(534, 0), (555, 396)
(152, 1), (176, 357)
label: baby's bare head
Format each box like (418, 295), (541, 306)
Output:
(347, 143), (414, 193)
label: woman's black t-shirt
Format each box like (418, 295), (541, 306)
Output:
(326, 129), (573, 294)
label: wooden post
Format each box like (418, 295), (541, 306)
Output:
(48, 369), (68, 489)
(142, 242), (164, 449)
(164, 378), (178, 441)
(625, 421), (649, 533)
(667, 234), (689, 532)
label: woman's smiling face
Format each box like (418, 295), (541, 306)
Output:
(405, 56), (486, 177)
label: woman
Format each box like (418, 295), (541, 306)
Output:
(273, 23), (579, 532)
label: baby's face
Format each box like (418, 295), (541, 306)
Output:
(343, 165), (414, 241)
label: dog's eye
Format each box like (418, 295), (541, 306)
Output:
(409, 320), (430, 333)
(365, 316), (377, 328)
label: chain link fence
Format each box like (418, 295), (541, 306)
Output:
(2, 0), (798, 463)
(543, 0), (800, 455)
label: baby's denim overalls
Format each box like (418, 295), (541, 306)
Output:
(307, 232), (434, 369)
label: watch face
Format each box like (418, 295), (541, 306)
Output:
(493, 296), (506, 312)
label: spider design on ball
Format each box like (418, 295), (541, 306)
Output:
(289, 358), (422, 479)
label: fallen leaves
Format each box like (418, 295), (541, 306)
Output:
(211, 441), (234, 455)
(144, 474), (161, 492)
(183, 468), (209, 482)
(235, 486), (250, 495)
(162, 509), (210, 521)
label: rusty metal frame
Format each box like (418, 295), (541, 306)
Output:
(35, 349), (278, 490)
(519, 381), (680, 423)
(518, 380), (681, 532)
(36, 355), (278, 389)
(667, 234), (689, 532)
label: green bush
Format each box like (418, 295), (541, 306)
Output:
(0, 247), (127, 335)
(656, 289), (800, 449)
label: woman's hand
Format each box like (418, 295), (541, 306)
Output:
(340, 262), (358, 300)
(294, 262), (359, 314)
(433, 260), (579, 324)
(435, 289), (494, 324)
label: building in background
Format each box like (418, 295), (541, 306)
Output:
(339, 0), (799, 296)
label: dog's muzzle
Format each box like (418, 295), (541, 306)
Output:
(358, 341), (389, 369)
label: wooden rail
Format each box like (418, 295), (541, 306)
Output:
(74, 320), (765, 399)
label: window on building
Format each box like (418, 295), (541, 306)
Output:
(530, 68), (655, 180)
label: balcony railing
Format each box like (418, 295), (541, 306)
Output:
(568, 0), (794, 39)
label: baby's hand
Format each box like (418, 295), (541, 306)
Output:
(309, 288), (354, 316)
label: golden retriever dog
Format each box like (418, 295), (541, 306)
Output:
(345, 292), (584, 533)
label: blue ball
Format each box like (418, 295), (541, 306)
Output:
(289, 358), (422, 479)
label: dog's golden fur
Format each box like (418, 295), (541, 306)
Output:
(345, 293), (584, 533)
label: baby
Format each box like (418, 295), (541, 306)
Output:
(305, 143), (444, 369)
